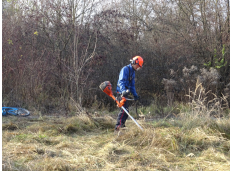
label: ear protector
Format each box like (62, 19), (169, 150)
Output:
(130, 56), (143, 67)
(130, 57), (139, 65)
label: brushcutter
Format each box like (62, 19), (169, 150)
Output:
(99, 81), (143, 131)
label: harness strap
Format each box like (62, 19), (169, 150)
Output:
(127, 66), (132, 85)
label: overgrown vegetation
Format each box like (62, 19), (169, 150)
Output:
(3, 116), (229, 170)
(2, 0), (230, 169)
(3, 92), (230, 170)
(2, 0), (230, 112)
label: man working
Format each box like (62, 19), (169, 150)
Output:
(115, 56), (144, 131)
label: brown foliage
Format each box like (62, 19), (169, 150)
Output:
(2, 0), (229, 112)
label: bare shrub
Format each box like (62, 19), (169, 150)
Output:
(161, 78), (177, 106)
(198, 68), (221, 94)
(182, 65), (198, 78)
(163, 66), (222, 104)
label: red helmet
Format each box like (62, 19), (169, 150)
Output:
(131, 56), (143, 67)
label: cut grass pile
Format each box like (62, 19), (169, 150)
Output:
(2, 111), (230, 171)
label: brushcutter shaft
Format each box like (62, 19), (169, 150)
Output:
(125, 98), (134, 101)
(121, 106), (143, 131)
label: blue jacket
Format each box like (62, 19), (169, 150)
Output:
(116, 64), (138, 97)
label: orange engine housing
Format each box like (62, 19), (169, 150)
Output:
(99, 81), (113, 97)
(99, 81), (126, 107)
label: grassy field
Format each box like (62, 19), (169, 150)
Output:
(2, 106), (230, 171)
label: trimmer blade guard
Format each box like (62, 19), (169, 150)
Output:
(99, 81), (113, 97)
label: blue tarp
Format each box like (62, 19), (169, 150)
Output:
(2, 107), (30, 116)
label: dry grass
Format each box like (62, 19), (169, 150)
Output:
(2, 87), (230, 171)
(2, 110), (229, 171)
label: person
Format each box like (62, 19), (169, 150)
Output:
(115, 56), (143, 131)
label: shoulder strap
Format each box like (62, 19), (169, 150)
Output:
(127, 66), (132, 84)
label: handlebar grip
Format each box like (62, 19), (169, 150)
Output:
(117, 97), (126, 108)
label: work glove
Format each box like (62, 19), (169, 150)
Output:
(121, 90), (130, 97)
(134, 95), (140, 101)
